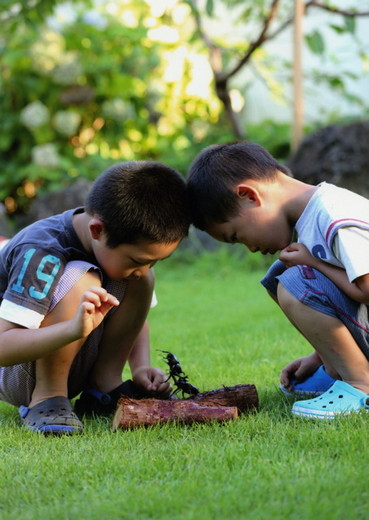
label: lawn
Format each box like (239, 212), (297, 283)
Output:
(1, 249), (368, 520)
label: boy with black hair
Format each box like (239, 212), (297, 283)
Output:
(0, 161), (190, 434)
(187, 141), (369, 420)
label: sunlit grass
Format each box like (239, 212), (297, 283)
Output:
(1, 249), (369, 520)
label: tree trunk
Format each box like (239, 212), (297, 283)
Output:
(292, 0), (304, 151)
(215, 78), (245, 139)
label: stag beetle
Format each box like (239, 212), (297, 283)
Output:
(158, 350), (199, 398)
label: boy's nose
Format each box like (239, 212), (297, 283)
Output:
(134, 265), (151, 277)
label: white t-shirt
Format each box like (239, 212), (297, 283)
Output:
(333, 227), (369, 282)
(296, 182), (369, 282)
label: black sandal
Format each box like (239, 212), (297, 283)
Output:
(19, 396), (84, 435)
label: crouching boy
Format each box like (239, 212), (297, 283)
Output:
(0, 161), (190, 434)
(187, 141), (369, 420)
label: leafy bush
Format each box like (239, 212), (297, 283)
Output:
(0, 6), (231, 216)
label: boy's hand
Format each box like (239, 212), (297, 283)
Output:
(279, 243), (318, 269)
(73, 286), (120, 339)
(132, 366), (172, 397)
(280, 353), (322, 390)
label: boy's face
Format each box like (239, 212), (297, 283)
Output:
(207, 194), (293, 255)
(93, 237), (180, 280)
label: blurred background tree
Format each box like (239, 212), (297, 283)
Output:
(1, 0), (368, 220)
(188, 0), (369, 139)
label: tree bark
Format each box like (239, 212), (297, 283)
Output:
(190, 383), (259, 413)
(112, 398), (238, 430)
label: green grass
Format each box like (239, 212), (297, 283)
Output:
(1, 249), (369, 520)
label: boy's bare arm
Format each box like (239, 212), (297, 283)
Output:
(128, 320), (151, 372)
(129, 321), (171, 396)
(280, 243), (369, 304)
(0, 286), (119, 366)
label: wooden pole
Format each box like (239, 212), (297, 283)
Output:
(292, 0), (304, 152)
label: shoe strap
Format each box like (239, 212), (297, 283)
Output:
(19, 405), (29, 419)
(85, 388), (111, 404)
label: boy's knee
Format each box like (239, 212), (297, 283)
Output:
(68, 269), (102, 296)
(52, 269), (102, 312)
(45, 268), (102, 323)
(277, 283), (299, 313)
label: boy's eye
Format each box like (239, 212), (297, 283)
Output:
(130, 258), (156, 268)
(131, 258), (145, 266)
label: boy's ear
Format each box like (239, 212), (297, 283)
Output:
(236, 184), (261, 205)
(89, 218), (105, 240)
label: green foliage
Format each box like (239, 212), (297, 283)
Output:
(205, 0), (214, 16)
(0, 3), (227, 215)
(344, 15), (356, 34)
(246, 120), (292, 160)
(0, 15), (145, 211)
(305, 30), (325, 55)
(1, 0), (62, 29)
(1, 0), (369, 219)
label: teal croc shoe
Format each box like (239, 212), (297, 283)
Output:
(292, 380), (369, 420)
(280, 365), (336, 398)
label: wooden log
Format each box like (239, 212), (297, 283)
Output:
(189, 384), (259, 414)
(112, 397), (238, 431)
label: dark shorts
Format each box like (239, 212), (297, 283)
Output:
(261, 260), (369, 360)
(0, 261), (127, 407)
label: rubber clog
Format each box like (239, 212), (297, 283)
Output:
(19, 396), (84, 435)
(280, 365), (336, 397)
(292, 380), (369, 420)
